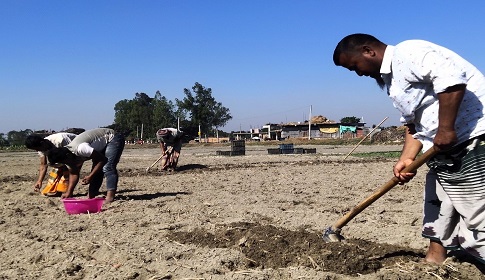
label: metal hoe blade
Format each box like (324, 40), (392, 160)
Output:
(322, 226), (345, 243)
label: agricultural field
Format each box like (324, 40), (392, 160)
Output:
(1, 144), (484, 279)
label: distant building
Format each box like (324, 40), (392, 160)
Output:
(232, 124), (282, 141)
(232, 119), (367, 141)
(281, 122), (366, 139)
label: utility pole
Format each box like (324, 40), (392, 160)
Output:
(140, 123), (144, 142)
(308, 105), (312, 140)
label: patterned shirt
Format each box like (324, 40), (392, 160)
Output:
(156, 128), (182, 145)
(38, 133), (77, 157)
(380, 40), (485, 151)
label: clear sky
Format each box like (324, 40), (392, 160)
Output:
(2, 1), (485, 134)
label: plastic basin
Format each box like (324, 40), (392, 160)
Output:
(62, 197), (105, 215)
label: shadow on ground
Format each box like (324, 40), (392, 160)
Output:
(116, 191), (191, 201)
(176, 164), (208, 171)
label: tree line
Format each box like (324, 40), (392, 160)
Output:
(112, 82), (232, 141)
(1, 82), (370, 148)
(0, 82), (232, 147)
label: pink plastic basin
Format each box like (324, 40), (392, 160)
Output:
(62, 197), (105, 215)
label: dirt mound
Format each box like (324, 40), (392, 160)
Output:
(372, 126), (406, 143)
(167, 222), (463, 278)
(311, 115), (334, 123)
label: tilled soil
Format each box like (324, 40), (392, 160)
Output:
(0, 144), (484, 279)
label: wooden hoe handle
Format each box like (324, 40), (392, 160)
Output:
(331, 146), (440, 231)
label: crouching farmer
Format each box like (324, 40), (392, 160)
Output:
(156, 128), (183, 171)
(48, 128), (125, 202)
(25, 132), (77, 196)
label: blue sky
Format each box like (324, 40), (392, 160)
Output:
(2, 1), (485, 135)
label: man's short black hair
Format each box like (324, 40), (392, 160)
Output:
(47, 147), (77, 165)
(25, 135), (45, 149)
(333, 33), (383, 66)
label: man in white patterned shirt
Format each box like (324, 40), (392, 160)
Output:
(25, 132), (77, 195)
(333, 33), (485, 264)
(47, 128), (125, 202)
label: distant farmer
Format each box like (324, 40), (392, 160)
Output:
(47, 128), (125, 202)
(25, 132), (77, 196)
(156, 128), (183, 171)
(333, 33), (485, 264)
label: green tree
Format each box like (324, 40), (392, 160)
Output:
(132, 92), (155, 138)
(114, 99), (132, 132)
(0, 133), (9, 147)
(114, 92), (179, 140)
(340, 116), (361, 124)
(113, 84), (231, 139)
(176, 82), (232, 137)
(113, 92), (154, 139)
(152, 91), (177, 132)
(8, 129), (33, 146)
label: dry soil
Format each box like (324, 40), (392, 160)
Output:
(1, 144), (484, 279)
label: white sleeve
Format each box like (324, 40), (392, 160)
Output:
(75, 143), (95, 158)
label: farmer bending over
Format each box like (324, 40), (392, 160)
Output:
(156, 128), (183, 171)
(25, 132), (77, 195)
(47, 128), (125, 202)
(333, 33), (485, 264)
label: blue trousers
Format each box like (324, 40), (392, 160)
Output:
(89, 133), (125, 196)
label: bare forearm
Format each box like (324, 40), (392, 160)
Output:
(65, 172), (80, 196)
(438, 85), (465, 130)
(399, 125), (423, 161)
(36, 156), (48, 185)
(37, 164), (48, 182)
(435, 84), (466, 149)
(90, 161), (105, 177)
(88, 150), (107, 178)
